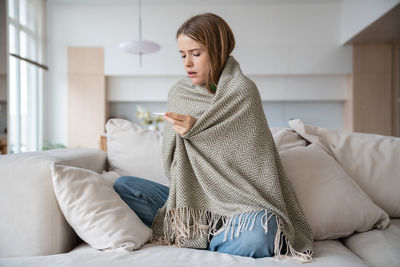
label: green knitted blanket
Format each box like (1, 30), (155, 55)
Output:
(151, 56), (313, 263)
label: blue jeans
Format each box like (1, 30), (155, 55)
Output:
(113, 176), (280, 258)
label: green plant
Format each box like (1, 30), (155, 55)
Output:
(42, 141), (66, 151)
(136, 105), (163, 126)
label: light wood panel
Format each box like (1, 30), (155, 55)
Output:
(68, 47), (106, 148)
(344, 44), (398, 136)
(68, 47), (104, 75)
(100, 135), (107, 152)
(392, 45), (399, 137)
(353, 72), (392, 135)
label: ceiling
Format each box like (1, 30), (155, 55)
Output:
(346, 3), (400, 44)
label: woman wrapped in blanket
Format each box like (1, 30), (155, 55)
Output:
(113, 13), (314, 262)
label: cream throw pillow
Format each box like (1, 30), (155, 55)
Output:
(280, 144), (389, 240)
(106, 119), (169, 186)
(51, 164), (152, 252)
(270, 127), (307, 151)
(289, 119), (400, 218)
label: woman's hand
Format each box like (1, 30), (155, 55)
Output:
(163, 112), (197, 136)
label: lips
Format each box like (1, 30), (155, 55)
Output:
(187, 71), (197, 78)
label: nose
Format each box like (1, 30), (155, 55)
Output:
(184, 55), (193, 68)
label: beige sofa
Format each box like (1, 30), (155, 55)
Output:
(0, 119), (399, 267)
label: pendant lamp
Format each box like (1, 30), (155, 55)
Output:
(119, 0), (161, 67)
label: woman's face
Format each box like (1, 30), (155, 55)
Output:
(177, 34), (210, 85)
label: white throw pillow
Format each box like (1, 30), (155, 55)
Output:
(51, 164), (152, 252)
(280, 144), (389, 240)
(289, 119), (400, 218)
(270, 127), (307, 151)
(106, 119), (169, 186)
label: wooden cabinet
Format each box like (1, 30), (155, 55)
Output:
(343, 44), (399, 136)
(68, 47), (106, 148)
(343, 5), (400, 137)
(0, 136), (6, 154)
(100, 134), (107, 152)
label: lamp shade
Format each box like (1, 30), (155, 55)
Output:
(119, 40), (161, 54)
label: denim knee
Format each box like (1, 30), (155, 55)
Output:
(209, 211), (278, 258)
(233, 213), (278, 258)
(113, 176), (133, 194)
(241, 229), (272, 255)
(112, 176), (164, 228)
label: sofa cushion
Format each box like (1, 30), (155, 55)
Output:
(105, 119), (169, 186)
(279, 144), (389, 240)
(342, 219), (400, 267)
(289, 119), (400, 218)
(0, 240), (370, 267)
(0, 148), (106, 258)
(51, 164), (152, 252)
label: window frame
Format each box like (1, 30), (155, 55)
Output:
(7, 0), (46, 153)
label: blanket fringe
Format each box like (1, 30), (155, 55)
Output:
(272, 215), (313, 264)
(151, 207), (313, 263)
(151, 207), (227, 247)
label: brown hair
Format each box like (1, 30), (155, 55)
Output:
(177, 13), (235, 94)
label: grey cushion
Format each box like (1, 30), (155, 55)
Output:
(343, 219), (400, 267)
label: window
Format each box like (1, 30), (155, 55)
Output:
(7, 0), (45, 153)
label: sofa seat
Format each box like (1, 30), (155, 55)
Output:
(342, 219), (400, 267)
(0, 240), (369, 267)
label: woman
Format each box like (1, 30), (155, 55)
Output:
(114, 13), (313, 262)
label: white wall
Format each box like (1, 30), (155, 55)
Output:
(340, 0), (400, 44)
(46, 0), (351, 146)
(107, 75), (348, 102)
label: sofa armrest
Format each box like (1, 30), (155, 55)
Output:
(0, 148), (107, 258)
